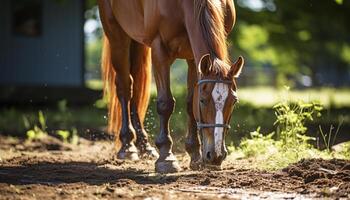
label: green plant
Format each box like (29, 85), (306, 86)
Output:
(25, 111), (47, 140)
(240, 127), (275, 157)
(339, 142), (350, 158)
(56, 128), (79, 145)
(318, 119), (343, 152)
(237, 100), (326, 170)
(274, 101), (323, 147)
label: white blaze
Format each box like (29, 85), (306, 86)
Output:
(211, 83), (229, 156)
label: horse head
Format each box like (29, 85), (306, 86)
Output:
(193, 54), (244, 168)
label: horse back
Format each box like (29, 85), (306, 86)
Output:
(108, 0), (160, 46)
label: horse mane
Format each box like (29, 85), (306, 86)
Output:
(195, 0), (231, 77)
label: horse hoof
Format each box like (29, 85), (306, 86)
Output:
(155, 160), (181, 173)
(155, 154), (181, 173)
(204, 164), (222, 171)
(117, 151), (139, 161)
(117, 144), (139, 161)
(140, 144), (159, 159)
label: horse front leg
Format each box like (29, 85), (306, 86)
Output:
(185, 59), (202, 170)
(152, 37), (180, 173)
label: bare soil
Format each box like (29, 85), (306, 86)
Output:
(0, 135), (349, 200)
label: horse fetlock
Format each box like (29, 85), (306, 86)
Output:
(137, 141), (159, 158)
(135, 137), (148, 151)
(117, 143), (139, 161)
(185, 142), (202, 170)
(143, 146), (159, 159)
(155, 133), (172, 152)
(119, 124), (136, 143)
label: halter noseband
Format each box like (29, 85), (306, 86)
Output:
(196, 79), (232, 130)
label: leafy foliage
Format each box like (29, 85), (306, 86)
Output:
(274, 101), (323, 146)
(23, 104), (80, 145)
(240, 127), (275, 157)
(25, 111), (47, 140)
(233, 98), (348, 170)
(231, 0), (350, 86)
(56, 128), (79, 145)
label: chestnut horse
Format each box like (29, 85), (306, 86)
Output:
(98, 0), (244, 173)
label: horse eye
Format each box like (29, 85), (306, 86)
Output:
(200, 99), (206, 105)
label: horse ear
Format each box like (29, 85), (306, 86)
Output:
(229, 56), (244, 78)
(198, 54), (212, 76)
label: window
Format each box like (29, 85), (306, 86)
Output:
(12, 0), (43, 37)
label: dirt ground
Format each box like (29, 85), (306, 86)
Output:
(0, 135), (349, 200)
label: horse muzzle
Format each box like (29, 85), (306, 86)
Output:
(202, 142), (227, 167)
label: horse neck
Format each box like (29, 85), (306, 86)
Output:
(182, 5), (211, 72)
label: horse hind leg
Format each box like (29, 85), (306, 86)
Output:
(129, 40), (158, 158)
(99, 0), (138, 160)
(110, 40), (140, 160)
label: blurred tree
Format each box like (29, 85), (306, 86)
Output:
(231, 0), (350, 86)
(86, 0), (97, 10)
(84, 1), (102, 80)
(82, 0), (350, 87)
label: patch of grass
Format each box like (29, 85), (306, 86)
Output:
(0, 104), (106, 136)
(319, 122), (343, 153)
(230, 99), (350, 170)
(1, 86), (349, 154)
(22, 108), (80, 145)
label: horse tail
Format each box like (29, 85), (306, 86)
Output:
(101, 36), (152, 147)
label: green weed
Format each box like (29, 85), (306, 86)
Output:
(240, 127), (275, 157)
(318, 120), (343, 152)
(232, 98), (349, 170)
(274, 101), (322, 147)
(23, 105), (80, 145)
(25, 111), (47, 140)
(56, 128), (79, 145)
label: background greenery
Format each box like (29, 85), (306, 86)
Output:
(1, 0), (349, 159)
(79, 0), (350, 150)
(84, 0), (350, 87)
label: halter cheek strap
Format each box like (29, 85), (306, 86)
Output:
(196, 79), (232, 130)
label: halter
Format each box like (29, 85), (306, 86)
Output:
(196, 79), (232, 131)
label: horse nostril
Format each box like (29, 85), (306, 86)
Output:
(206, 151), (212, 161)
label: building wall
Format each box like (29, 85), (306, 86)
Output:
(0, 0), (84, 87)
